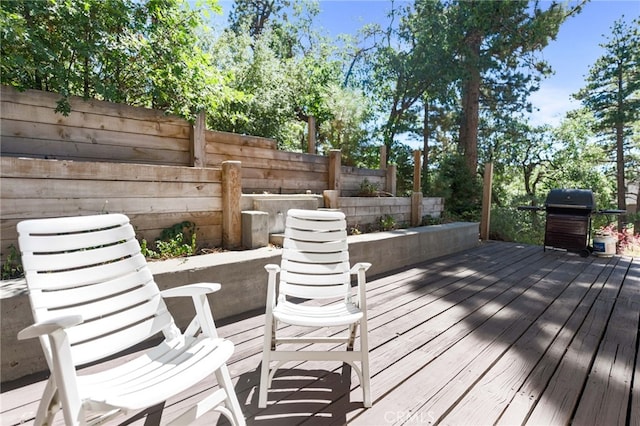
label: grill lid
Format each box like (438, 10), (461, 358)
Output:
(545, 189), (596, 210)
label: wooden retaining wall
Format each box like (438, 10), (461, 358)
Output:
(0, 87), (191, 166)
(0, 86), (443, 263)
(339, 196), (443, 230)
(0, 86), (388, 195)
(0, 157), (228, 254)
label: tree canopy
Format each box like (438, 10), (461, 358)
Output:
(575, 17), (640, 220)
(1, 0), (638, 237)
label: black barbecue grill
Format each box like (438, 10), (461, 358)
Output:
(518, 189), (624, 257)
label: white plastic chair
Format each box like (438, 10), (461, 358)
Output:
(16, 214), (246, 426)
(258, 209), (372, 408)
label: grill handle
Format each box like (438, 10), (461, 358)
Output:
(595, 209), (626, 215)
(517, 206), (545, 211)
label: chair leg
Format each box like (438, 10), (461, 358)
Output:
(34, 378), (59, 426)
(258, 317), (275, 408)
(347, 323), (358, 351)
(215, 365), (246, 426)
(359, 319), (372, 408)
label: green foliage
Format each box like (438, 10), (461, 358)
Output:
(317, 83), (375, 165)
(1, 245), (23, 280)
(574, 17), (640, 215)
(575, 18), (640, 135)
(358, 179), (379, 197)
(158, 221), (196, 243)
(208, 5), (351, 151)
(390, 143), (419, 197)
(375, 0), (453, 165)
(1, 0), (632, 246)
(141, 221), (198, 260)
(431, 153), (481, 221)
(1, 0), (227, 121)
(449, 0), (567, 174)
(421, 215), (444, 226)
(490, 207), (544, 246)
(378, 215), (397, 231)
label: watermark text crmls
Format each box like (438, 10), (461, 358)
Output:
(384, 410), (437, 424)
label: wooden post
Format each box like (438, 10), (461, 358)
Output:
(413, 150), (421, 193)
(329, 149), (341, 193)
(411, 191), (423, 227)
(380, 145), (387, 170)
(480, 162), (493, 241)
(190, 111), (206, 167)
(222, 161), (242, 249)
(308, 116), (316, 154)
(386, 164), (396, 196)
(323, 190), (340, 209)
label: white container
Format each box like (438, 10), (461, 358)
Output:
(593, 235), (616, 257)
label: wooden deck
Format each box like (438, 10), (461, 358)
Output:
(2, 241), (639, 425)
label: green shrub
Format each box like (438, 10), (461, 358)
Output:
(430, 154), (482, 222)
(141, 221), (198, 260)
(378, 215), (397, 231)
(490, 207), (544, 245)
(421, 215), (444, 226)
(358, 179), (379, 197)
(1, 245), (23, 280)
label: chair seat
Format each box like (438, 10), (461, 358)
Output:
(79, 336), (234, 412)
(273, 301), (363, 327)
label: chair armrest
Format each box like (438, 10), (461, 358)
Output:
(350, 262), (371, 274)
(161, 283), (223, 339)
(19, 315), (83, 413)
(264, 264), (280, 311)
(350, 263), (371, 311)
(17, 315), (84, 340)
(265, 264), (280, 273)
(161, 282), (221, 298)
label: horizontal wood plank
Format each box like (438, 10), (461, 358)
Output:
(0, 86), (187, 124)
(1, 101), (190, 138)
(0, 157), (221, 182)
(2, 178), (220, 200)
(1, 120), (189, 151)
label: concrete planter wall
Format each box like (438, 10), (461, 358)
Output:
(1, 222), (478, 383)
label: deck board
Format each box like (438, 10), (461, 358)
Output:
(450, 259), (609, 425)
(1, 241), (638, 425)
(525, 256), (628, 425)
(572, 257), (640, 426)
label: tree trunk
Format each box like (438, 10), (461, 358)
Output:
(383, 106), (401, 166)
(635, 184), (640, 231)
(459, 31), (482, 176)
(422, 100), (429, 193)
(616, 66), (627, 228)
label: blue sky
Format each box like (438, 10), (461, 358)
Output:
(526, 0), (639, 125)
(215, 0), (639, 127)
(313, 0), (639, 126)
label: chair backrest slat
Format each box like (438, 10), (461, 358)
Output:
(281, 270), (350, 286)
(283, 249), (349, 265)
(70, 311), (174, 365)
(280, 209), (351, 300)
(63, 290), (166, 343)
(18, 214), (174, 367)
(283, 238), (347, 253)
(20, 239), (142, 280)
(30, 267), (154, 310)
